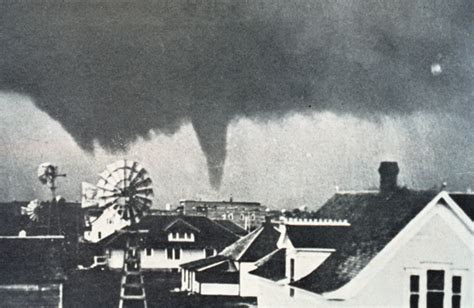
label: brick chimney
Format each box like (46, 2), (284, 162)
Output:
(378, 161), (399, 194)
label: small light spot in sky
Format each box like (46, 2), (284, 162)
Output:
(431, 63), (442, 76)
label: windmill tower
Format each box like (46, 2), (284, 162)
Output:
(37, 163), (66, 234)
(94, 160), (153, 308)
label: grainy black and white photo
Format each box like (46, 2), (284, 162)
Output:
(0, 0), (472, 307)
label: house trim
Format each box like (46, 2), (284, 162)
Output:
(164, 219), (201, 233)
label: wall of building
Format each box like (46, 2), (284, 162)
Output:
(285, 249), (332, 282)
(200, 283), (240, 296)
(107, 248), (206, 270)
(256, 203), (473, 307)
(84, 207), (129, 243)
(239, 262), (259, 297)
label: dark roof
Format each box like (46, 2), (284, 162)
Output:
(213, 220), (248, 236)
(449, 193), (474, 220)
(286, 225), (350, 249)
(0, 236), (66, 284)
(180, 255), (228, 270)
(195, 261), (239, 284)
(106, 215), (238, 250)
(292, 189), (437, 294)
(220, 223), (280, 262)
(250, 249), (286, 281)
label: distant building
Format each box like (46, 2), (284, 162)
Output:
(179, 199), (266, 231)
(103, 215), (239, 271)
(180, 218), (280, 297)
(250, 162), (474, 307)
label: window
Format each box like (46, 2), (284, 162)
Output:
(251, 214), (256, 221)
(409, 275), (420, 308)
(240, 214), (245, 220)
(205, 248), (215, 258)
(228, 213), (233, 220)
(98, 232), (102, 239)
(289, 288), (295, 297)
(167, 248), (181, 260)
(290, 258), (295, 282)
(452, 276), (462, 308)
(145, 247), (153, 256)
(427, 270), (444, 308)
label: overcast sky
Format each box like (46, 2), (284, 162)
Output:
(0, 1), (472, 209)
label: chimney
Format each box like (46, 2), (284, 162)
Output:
(378, 161), (399, 194)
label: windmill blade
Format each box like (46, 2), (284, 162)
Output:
(98, 196), (119, 208)
(96, 180), (121, 193)
(22, 200), (42, 222)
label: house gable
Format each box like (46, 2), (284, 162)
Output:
(323, 191), (473, 300)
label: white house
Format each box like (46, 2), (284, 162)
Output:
(250, 162), (474, 308)
(180, 217), (281, 297)
(103, 215), (238, 270)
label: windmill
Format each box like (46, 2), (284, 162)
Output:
(21, 199), (42, 222)
(94, 160), (153, 308)
(37, 163), (66, 234)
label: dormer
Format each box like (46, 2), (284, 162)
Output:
(164, 218), (200, 243)
(167, 232), (195, 242)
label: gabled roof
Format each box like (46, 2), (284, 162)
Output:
(286, 225), (350, 249)
(164, 218), (201, 233)
(249, 249), (286, 281)
(213, 219), (248, 236)
(292, 188), (437, 294)
(0, 236), (66, 284)
(106, 215), (238, 250)
(220, 222), (280, 262)
(449, 193), (474, 220)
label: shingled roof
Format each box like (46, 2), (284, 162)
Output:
(0, 236), (66, 284)
(213, 219), (248, 236)
(106, 215), (238, 250)
(449, 193), (474, 220)
(291, 188), (437, 294)
(220, 222), (280, 262)
(249, 248), (286, 281)
(286, 225), (350, 249)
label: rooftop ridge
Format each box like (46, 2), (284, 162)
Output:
(335, 190), (378, 194)
(280, 217), (350, 226)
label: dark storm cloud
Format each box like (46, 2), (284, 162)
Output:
(0, 0), (472, 188)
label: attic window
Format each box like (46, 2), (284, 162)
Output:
(409, 275), (420, 308)
(145, 248), (153, 256)
(427, 270), (444, 308)
(452, 276), (462, 308)
(228, 213), (234, 220)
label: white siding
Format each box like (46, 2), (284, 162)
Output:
(200, 283), (240, 296)
(286, 250), (332, 282)
(109, 248), (206, 270)
(239, 262), (258, 297)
